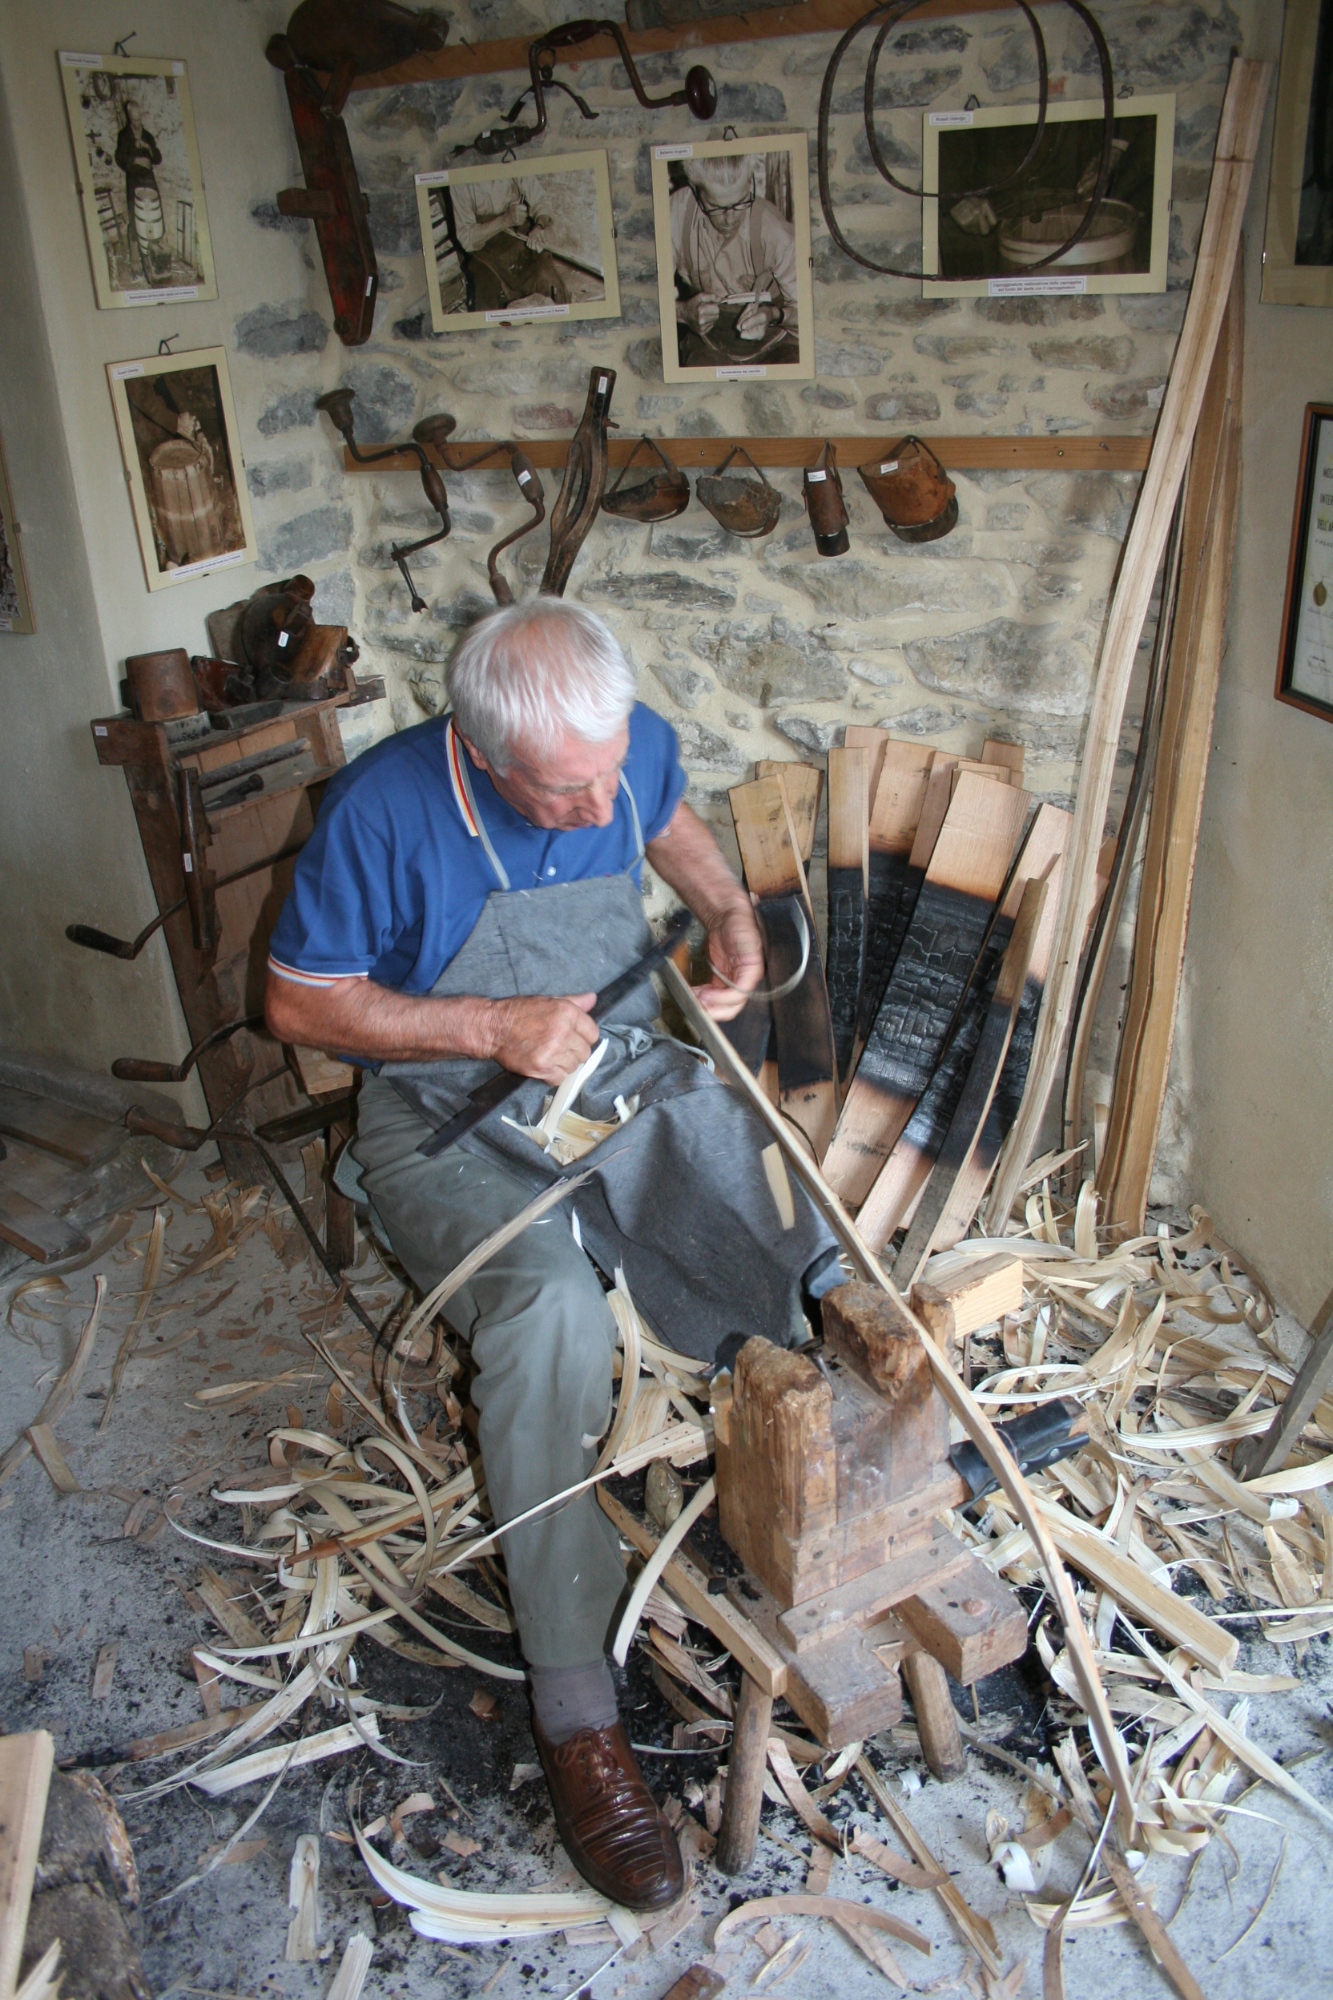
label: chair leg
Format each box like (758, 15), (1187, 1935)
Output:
(903, 1651), (966, 1781)
(716, 1669), (772, 1875)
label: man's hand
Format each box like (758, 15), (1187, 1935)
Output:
(678, 293), (722, 335)
(737, 299), (778, 341)
(695, 901), (764, 1022)
(483, 993), (599, 1084)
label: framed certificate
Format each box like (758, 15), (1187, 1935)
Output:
(1276, 404), (1333, 721)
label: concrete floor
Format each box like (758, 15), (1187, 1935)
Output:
(2, 1146), (1332, 2000)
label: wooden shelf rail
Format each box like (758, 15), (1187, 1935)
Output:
(346, 0), (1018, 91)
(346, 434), (1152, 476)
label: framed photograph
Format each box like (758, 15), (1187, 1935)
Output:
(106, 347), (256, 592)
(414, 150), (619, 331)
(59, 49), (216, 308)
(650, 132), (815, 383)
(922, 94), (1175, 298)
(1276, 404), (1333, 721)
(1261, 0), (1333, 307)
(0, 436), (35, 636)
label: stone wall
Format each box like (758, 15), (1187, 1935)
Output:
(231, 0), (1242, 866)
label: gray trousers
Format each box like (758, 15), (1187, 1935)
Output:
(352, 1077), (629, 1670)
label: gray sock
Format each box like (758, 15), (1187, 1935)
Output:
(529, 1658), (619, 1745)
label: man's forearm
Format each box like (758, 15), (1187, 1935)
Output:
(265, 969), (499, 1065)
(645, 801), (751, 928)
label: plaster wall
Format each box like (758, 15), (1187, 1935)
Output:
(1172, 12), (1333, 1327)
(0, 0), (1256, 1114)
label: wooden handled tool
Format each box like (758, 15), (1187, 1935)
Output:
(416, 906), (694, 1160)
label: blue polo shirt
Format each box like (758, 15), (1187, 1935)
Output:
(267, 703), (687, 994)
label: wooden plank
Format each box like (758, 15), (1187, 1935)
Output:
(730, 775), (839, 1158)
(824, 774), (1030, 1207)
(855, 743), (936, 1058)
(0, 1189), (90, 1265)
(824, 747), (870, 1087)
(892, 877), (1046, 1287)
(857, 805), (1068, 1252)
(984, 60), (1272, 1231)
(0, 1088), (122, 1170)
(755, 760), (821, 865)
(842, 725), (889, 801)
(725, 1572), (904, 1749)
(597, 1487), (785, 1698)
(774, 1535), (972, 1655)
(348, 435), (1154, 473)
(1099, 261), (1244, 1237)
(0, 1732), (54, 2000)
(982, 739), (1025, 780)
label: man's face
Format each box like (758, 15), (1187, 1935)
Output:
(694, 180), (752, 243)
(465, 722), (630, 832)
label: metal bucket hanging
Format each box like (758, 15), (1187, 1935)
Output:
(695, 445), (781, 538)
(858, 435), (957, 545)
(600, 436), (691, 523)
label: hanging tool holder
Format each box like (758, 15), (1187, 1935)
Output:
(79, 675), (384, 1174)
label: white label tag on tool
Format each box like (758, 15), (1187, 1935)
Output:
(879, 460), (899, 474)
(807, 469), (827, 483)
(94, 723), (108, 735)
(183, 853), (193, 873)
(518, 469), (532, 484)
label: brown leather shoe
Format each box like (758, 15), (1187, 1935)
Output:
(534, 1719), (685, 1911)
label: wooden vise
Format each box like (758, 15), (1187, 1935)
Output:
(714, 1283), (1028, 1765)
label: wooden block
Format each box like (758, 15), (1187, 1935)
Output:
(727, 1573), (904, 1749)
(596, 1486), (786, 1697)
(825, 747), (870, 1086)
(911, 1253), (1024, 1348)
(0, 1190), (90, 1265)
(290, 1046), (357, 1098)
(775, 1533), (972, 1655)
(824, 774), (1030, 1206)
(898, 1553), (1028, 1684)
(0, 1732), (54, 2000)
(819, 1284), (946, 1501)
(982, 739), (1024, 780)
(730, 776), (839, 1158)
(856, 743), (935, 1055)
(0, 1089), (122, 1170)
(718, 1339), (835, 1556)
(954, 758), (1012, 785)
(755, 760), (822, 864)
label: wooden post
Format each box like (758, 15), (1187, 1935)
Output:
(325, 1120), (357, 1271)
(0, 1731), (54, 2000)
(716, 1671), (773, 1875)
(902, 1653), (965, 1782)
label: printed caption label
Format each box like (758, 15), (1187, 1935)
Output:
(654, 143), (693, 160)
(929, 110), (975, 127)
(987, 274), (1088, 297)
(485, 302), (570, 322)
(715, 365), (766, 380)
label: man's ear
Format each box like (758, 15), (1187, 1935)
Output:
(458, 733), (493, 776)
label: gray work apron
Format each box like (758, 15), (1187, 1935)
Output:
(379, 764), (837, 1361)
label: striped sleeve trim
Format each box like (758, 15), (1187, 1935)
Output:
(267, 955), (370, 988)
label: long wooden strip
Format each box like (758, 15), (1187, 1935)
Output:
(825, 773), (1030, 1206)
(730, 775), (839, 1157)
(859, 805), (1070, 1251)
(892, 876), (1047, 1287)
(1099, 263), (1243, 1235)
(1033, 1498), (1237, 1676)
(983, 59), (1272, 1231)
(855, 742), (936, 1055)
(661, 959), (1138, 1842)
(0, 1732), (54, 2000)
(855, 1755), (1001, 1973)
(825, 746), (870, 1085)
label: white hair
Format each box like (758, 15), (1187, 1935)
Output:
(446, 598), (636, 771)
(683, 154), (756, 202)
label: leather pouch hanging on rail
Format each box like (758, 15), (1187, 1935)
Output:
(696, 445), (781, 538)
(859, 436), (957, 544)
(803, 442), (849, 557)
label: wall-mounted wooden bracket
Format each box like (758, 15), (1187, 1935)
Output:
(345, 433), (1153, 476)
(344, 0), (1016, 90)
(271, 57), (378, 345)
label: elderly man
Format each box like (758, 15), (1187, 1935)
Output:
(266, 599), (838, 1910)
(671, 153), (799, 367)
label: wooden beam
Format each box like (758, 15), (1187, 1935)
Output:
(346, 436), (1153, 477)
(981, 59), (1272, 1233)
(349, 0), (1045, 90)
(825, 746), (870, 1087)
(824, 773), (1029, 1207)
(0, 1732), (53, 2000)
(1098, 260), (1244, 1237)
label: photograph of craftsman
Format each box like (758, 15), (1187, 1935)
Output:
(263, 599), (841, 1911)
(669, 151), (800, 367)
(434, 174), (572, 313)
